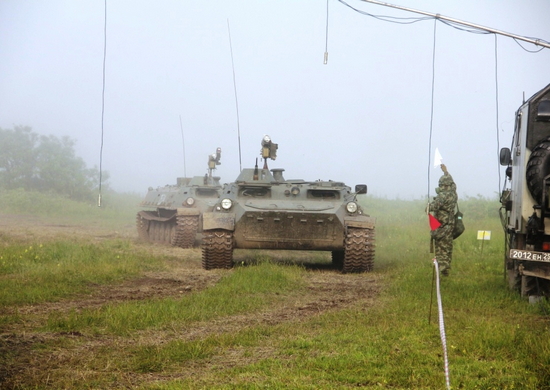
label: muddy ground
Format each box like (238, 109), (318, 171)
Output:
(0, 215), (382, 388)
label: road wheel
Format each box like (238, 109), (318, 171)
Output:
(149, 221), (157, 242)
(154, 221), (162, 242)
(162, 222), (171, 244)
(154, 221), (162, 243)
(169, 222), (176, 245)
(202, 230), (234, 270)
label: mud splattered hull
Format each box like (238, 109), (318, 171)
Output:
(233, 211), (344, 250)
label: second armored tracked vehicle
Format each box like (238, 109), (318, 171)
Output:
(136, 148), (222, 248)
(201, 136), (376, 272)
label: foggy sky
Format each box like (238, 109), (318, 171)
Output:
(1, 0), (549, 199)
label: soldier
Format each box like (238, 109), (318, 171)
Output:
(430, 164), (458, 276)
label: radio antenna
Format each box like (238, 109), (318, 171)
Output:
(179, 115), (187, 177)
(227, 19), (242, 171)
(97, 0), (107, 207)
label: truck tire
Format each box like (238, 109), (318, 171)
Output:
(520, 275), (538, 297)
(526, 136), (550, 203)
(506, 258), (521, 292)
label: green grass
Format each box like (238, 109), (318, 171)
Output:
(46, 262), (304, 335)
(0, 239), (163, 308)
(2, 194), (550, 389)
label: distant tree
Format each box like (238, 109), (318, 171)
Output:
(0, 126), (38, 189)
(0, 126), (108, 202)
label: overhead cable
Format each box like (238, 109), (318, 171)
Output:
(337, 0), (550, 51)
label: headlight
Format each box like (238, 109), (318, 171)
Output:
(185, 197), (195, 206)
(346, 202), (358, 213)
(221, 198), (233, 210)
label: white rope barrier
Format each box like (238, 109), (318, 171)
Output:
(433, 258), (451, 390)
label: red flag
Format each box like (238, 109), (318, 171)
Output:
(429, 214), (441, 230)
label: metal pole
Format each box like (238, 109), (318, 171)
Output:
(429, 262), (435, 324)
(359, 0), (550, 49)
(179, 115), (186, 178)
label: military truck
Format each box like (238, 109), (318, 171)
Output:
(201, 136), (376, 272)
(136, 148), (222, 248)
(499, 83), (550, 298)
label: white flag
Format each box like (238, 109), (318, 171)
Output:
(434, 148), (443, 167)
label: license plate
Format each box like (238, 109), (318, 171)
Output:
(509, 249), (550, 262)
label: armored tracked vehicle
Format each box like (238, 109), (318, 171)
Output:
(136, 148), (222, 248)
(500, 83), (550, 298)
(201, 136), (376, 272)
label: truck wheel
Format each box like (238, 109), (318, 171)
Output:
(520, 275), (538, 297)
(202, 230), (234, 270)
(526, 136), (550, 203)
(506, 258), (521, 292)
(342, 227), (375, 273)
(172, 215), (199, 248)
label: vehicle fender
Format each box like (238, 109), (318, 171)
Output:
(137, 210), (175, 222)
(176, 208), (201, 216)
(344, 215), (376, 229)
(203, 212), (236, 231)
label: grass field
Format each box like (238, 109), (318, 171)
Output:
(1, 190), (550, 389)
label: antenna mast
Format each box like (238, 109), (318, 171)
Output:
(227, 19), (242, 171)
(179, 115), (187, 177)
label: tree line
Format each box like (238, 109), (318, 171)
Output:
(0, 126), (108, 202)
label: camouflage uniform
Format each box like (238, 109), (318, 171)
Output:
(430, 173), (458, 275)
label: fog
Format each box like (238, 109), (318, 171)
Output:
(1, 0), (549, 199)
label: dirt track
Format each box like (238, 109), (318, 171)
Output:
(0, 215), (382, 388)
